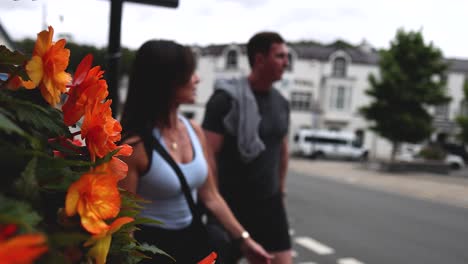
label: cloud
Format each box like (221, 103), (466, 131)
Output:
(218, 0), (270, 8)
(0, 0), (467, 58)
(1, 0), (42, 11)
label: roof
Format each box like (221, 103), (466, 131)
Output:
(445, 58), (468, 73)
(289, 43), (380, 65)
(199, 42), (380, 65)
(198, 42), (468, 73)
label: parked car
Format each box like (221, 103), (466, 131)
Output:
(292, 128), (368, 160)
(396, 143), (465, 170)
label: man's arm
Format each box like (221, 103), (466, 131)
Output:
(279, 136), (289, 196)
(203, 130), (224, 185)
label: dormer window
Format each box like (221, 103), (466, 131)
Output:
(226, 49), (238, 69)
(332, 57), (347, 77)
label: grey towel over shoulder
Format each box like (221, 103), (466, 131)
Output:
(214, 77), (265, 162)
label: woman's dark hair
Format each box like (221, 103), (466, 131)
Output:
(120, 40), (195, 140)
(247, 31), (284, 67)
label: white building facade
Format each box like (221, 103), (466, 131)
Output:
(181, 42), (468, 160)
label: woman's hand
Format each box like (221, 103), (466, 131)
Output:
(240, 237), (274, 264)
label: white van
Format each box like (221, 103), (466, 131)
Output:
(292, 129), (368, 160)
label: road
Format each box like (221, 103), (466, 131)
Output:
(285, 159), (468, 264)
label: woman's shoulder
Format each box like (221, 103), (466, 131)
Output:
(121, 134), (147, 159)
(122, 134), (144, 146)
(120, 134), (150, 174)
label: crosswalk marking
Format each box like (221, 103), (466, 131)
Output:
(338, 258), (365, 264)
(294, 236), (335, 255)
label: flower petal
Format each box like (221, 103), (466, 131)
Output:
(108, 217), (134, 235)
(34, 26), (53, 57)
(87, 234), (112, 264)
(25, 56), (44, 87)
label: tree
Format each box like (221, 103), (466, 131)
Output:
(456, 81), (468, 144)
(360, 29), (451, 161)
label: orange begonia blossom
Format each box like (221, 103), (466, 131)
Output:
(198, 252), (218, 264)
(84, 217), (134, 264)
(6, 75), (23, 90)
(22, 26), (72, 106)
(0, 224), (48, 264)
(98, 145), (133, 180)
(80, 100), (123, 161)
(62, 54), (109, 126)
(65, 170), (121, 235)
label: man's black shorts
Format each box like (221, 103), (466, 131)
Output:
(230, 193), (291, 252)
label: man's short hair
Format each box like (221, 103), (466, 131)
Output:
(247, 31), (285, 67)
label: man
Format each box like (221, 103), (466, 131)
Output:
(202, 32), (291, 264)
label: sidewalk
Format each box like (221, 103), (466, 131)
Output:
(289, 158), (468, 209)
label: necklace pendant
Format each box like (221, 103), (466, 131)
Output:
(171, 142), (178, 150)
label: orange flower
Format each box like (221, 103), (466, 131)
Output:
(23, 26), (71, 106)
(84, 217), (134, 264)
(198, 252), (218, 264)
(6, 75), (23, 90)
(65, 170), (121, 235)
(100, 145), (133, 180)
(81, 100), (123, 161)
(0, 224), (48, 264)
(62, 54), (109, 126)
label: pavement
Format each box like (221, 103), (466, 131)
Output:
(288, 157), (468, 209)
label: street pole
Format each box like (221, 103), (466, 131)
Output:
(107, 0), (123, 117)
(106, 0), (178, 117)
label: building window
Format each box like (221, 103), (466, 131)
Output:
(290, 91), (312, 111)
(336, 86), (345, 109)
(460, 100), (468, 116)
(330, 85), (351, 111)
(226, 49), (238, 69)
(434, 103), (449, 120)
(332, 57), (346, 77)
(286, 53), (293, 72)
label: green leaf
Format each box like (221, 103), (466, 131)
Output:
(0, 45), (28, 65)
(0, 90), (69, 139)
(0, 111), (26, 136)
(0, 194), (41, 232)
(138, 243), (175, 261)
(48, 231), (89, 247)
(15, 157), (40, 201)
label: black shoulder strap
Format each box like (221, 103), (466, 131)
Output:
(151, 136), (202, 224)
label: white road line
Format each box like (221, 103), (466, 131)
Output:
(338, 257), (365, 264)
(294, 237), (335, 255)
(298, 262), (318, 264)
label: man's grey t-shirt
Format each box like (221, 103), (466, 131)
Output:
(202, 87), (289, 202)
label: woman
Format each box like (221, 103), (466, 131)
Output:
(119, 40), (272, 264)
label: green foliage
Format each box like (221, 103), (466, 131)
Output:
(2, 36), (163, 264)
(0, 195), (41, 232)
(360, 29), (451, 158)
(456, 81), (468, 144)
(457, 115), (468, 143)
(0, 88), (153, 263)
(418, 144), (446, 160)
(0, 45), (30, 84)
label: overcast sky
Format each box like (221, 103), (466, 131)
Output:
(1, 0), (467, 59)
